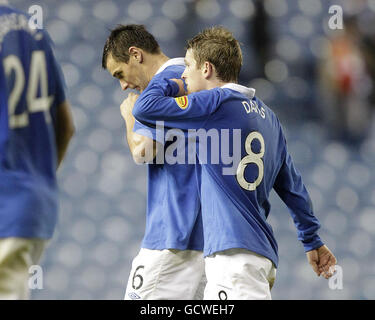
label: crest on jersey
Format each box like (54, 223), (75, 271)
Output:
(174, 96), (188, 109)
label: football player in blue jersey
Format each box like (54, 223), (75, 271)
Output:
(102, 25), (205, 300)
(130, 26), (337, 299)
(0, 1), (74, 299)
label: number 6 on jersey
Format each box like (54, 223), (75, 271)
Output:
(236, 131), (265, 191)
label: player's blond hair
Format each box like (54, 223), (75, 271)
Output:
(187, 26), (243, 82)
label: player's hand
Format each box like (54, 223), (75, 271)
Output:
(306, 245), (337, 279)
(170, 78), (186, 97)
(120, 92), (139, 120)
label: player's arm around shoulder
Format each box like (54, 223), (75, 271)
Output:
(132, 78), (182, 123)
(120, 92), (159, 164)
(55, 100), (75, 169)
(134, 78), (223, 124)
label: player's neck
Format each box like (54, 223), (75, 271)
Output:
(145, 53), (170, 83)
(205, 79), (228, 90)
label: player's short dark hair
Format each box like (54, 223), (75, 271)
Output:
(187, 26), (242, 82)
(102, 24), (160, 69)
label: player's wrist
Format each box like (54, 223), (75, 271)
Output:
(302, 235), (324, 252)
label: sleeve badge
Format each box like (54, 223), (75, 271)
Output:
(174, 96), (188, 109)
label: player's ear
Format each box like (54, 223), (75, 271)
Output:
(129, 47), (143, 64)
(202, 61), (213, 79)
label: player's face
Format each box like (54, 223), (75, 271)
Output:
(106, 53), (147, 92)
(182, 49), (207, 94)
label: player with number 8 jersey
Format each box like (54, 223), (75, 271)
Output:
(132, 26), (337, 299)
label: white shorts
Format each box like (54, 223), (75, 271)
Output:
(124, 248), (205, 300)
(0, 237), (46, 300)
(204, 248), (277, 300)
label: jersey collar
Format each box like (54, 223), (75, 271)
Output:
(221, 83), (256, 99)
(155, 58), (185, 75)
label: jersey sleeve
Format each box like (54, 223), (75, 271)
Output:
(132, 79), (223, 130)
(273, 139), (324, 252)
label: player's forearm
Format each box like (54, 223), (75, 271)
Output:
(133, 79), (182, 121)
(55, 101), (75, 169)
(274, 153), (323, 250)
(123, 108), (138, 153)
(134, 81), (222, 128)
(56, 128), (74, 169)
(123, 109), (156, 163)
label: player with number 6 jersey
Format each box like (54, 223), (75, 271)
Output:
(102, 24), (205, 300)
(133, 26), (337, 299)
(0, 3), (74, 299)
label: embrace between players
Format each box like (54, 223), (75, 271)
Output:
(102, 25), (337, 300)
(0, 2), (335, 300)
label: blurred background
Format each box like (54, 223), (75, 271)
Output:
(10, 0), (375, 299)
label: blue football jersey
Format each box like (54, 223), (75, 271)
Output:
(132, 59), (203, 251)
(0, 6), (66, 238)
(133, 79), (324, 267)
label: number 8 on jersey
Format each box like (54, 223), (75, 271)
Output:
(236, 131), (265, 191)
